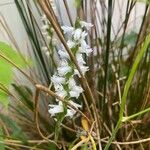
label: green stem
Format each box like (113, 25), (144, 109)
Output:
(104, 34), (150, 150)
(122, 107), (150, 122)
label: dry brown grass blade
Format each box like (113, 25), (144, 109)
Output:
(34, 87), (61, 149)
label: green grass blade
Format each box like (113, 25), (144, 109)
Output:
(104, 34), (150, 150)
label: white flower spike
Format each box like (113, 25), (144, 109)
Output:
(49, 20), (93, 119)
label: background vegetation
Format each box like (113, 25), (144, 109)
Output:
(0, 0), (150, 149)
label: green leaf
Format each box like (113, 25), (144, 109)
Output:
(0, 42), (28, 68)
(0, 41), (29, 107)
(12, 84), (34, 111)
(0, 114), (28, 142)
(104, 34), (150, 150)
(136, 0), (150, 5)
(124, 31), (137, 47)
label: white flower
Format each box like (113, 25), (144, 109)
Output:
(80, 21), (93, 30)
(56, 89), (67, 98)
(51, 75), (66, 85)
(57, 60), (72, 76)
(67, 40), (76, 48)
(74, 65), (89, 76)
(69, 85), (83, 98)
(81, 31), (88, 40)
(54, 84), (64, 92)
(73, 28), (82, 41)
(48, 101), (64, 116)
(76, 53), (86, 65)
(78, 46), (93, 56)
(68, 78), (83, 98)
(48, 101), (76, 118)
(81, 39), (90, 50)
(68, 78), (76, 89)
(58, 49), (70, 59)
(61, 26), (74, 34)
(65, 108), (76, 118)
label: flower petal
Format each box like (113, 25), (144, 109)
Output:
(61, 26), (74, 34)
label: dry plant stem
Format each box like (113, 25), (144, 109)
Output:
(72, 122), (96, 150)
(82, 93), (93, 122)
(30, 133), (54, 150)
(25, 2), (57, 68)
(63, 0), (73, 26)
(34, 88), (61, 149)
(61, 124), (77, 133)
(102, 122), (121, 150)
(92, 105), (102, 150)
(45, 0), (61, 29)
(130, 123), (145, 150)
(0, 141), (43, 150)
(71, 137), (90, 150)
(5, 146), (16, 150)
(0, 14), (18, 49)
(142, 73), (150, 109)
(0, 119), (10, 136)
(4, 139), (52, 144)
(101, 137), (150, 145)
(0, 13), (26, 62)
(0, 52), (36, 85)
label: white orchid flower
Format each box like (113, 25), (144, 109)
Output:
(69, 85), (83, 98)
(80, 21), (93, 30)
(48, 101), (64, 116)
(56, 90), (67, 98)
(51, 75), (66, 85)
(81, 39), (90, 49)
(58, 49), (70, 59)
(81, 31), (88, 40)
(61, 26), (74, 34)
(76, 53), (86, 65)
(78, 46), (93, 56)
(68, 78), (76, 89)
(65, 108), (76, 118)
(49, 101), (76, 118)
(74, 65), (89, 76)
(57, 60), (72, 76)
(57, 65), (71, 76)
(54, 84), (64, 92)
(73, 28), (82, 41)
(67, 40), (76, 48)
